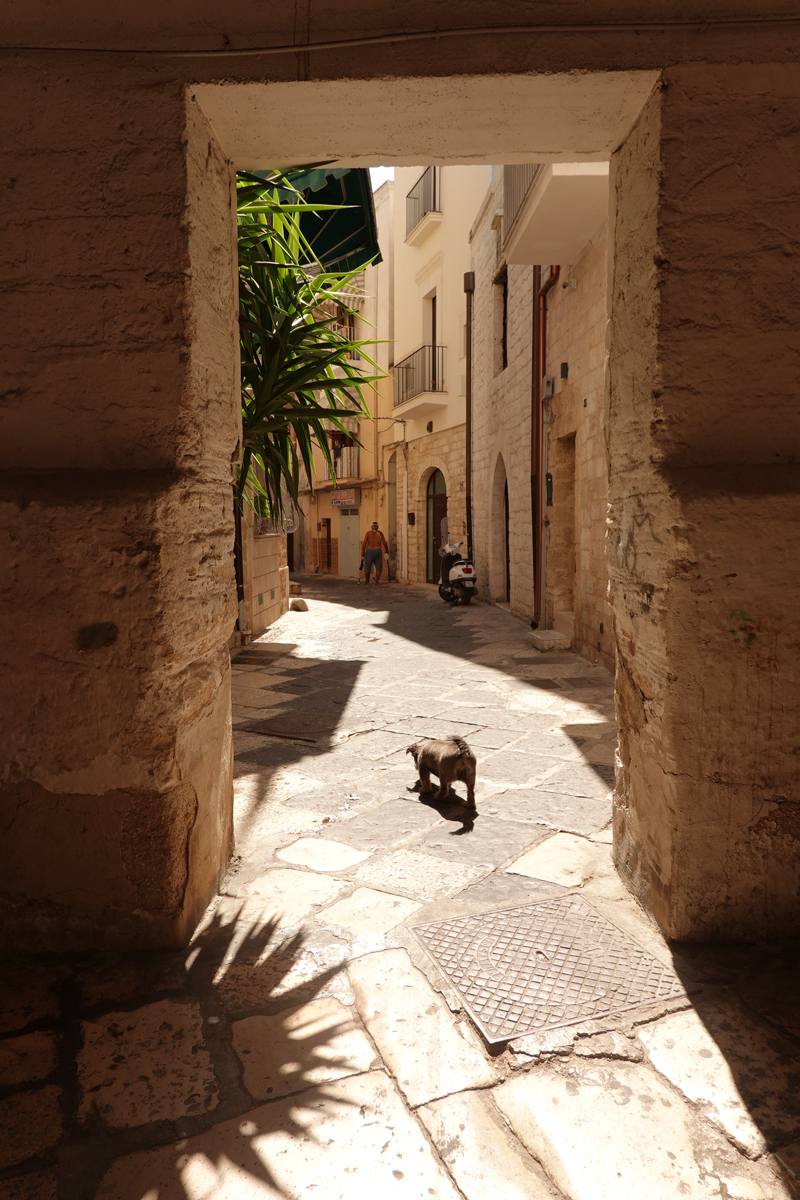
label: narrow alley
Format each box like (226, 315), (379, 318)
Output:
(2, 582), (798, 1199)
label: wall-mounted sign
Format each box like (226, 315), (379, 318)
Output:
(331, 488), (361, 506)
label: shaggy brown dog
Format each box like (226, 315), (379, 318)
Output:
(406, 736), (477, 809)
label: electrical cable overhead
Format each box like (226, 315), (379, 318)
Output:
(5, 14), (800, 57)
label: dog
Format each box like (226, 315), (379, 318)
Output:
(406, 736), (477, 809)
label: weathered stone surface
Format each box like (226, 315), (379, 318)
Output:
(353, 849), (486, 901)
(289, 598), (308, 611)
(529, 630), (572, 651)
(418, 1088), (554, 1199)
(317, 887), (422, 935)
(234, 868), (347, 927)
(574, 1031), (643, 1061)
(348, 949), (495, 1106)
(479, 753), (563, 786)
(481, 787), (611, 835)
(0, 1031), (57, 1086)
(0, 964), (62, 1033)
(317, 798), (443, 849)
(638, 1004), (800, 1155)
(495, 1062), (720, 1199)
(0, 1170), (60, 1200)
(275, 838), (371, 872)
(506, 832), (609, 886)
(95, 1071), (461, 1199)
(0, 1086), (61, 1169)
(77, 999), (217, 1126)
(215, 929), (351, 1016)
(417, 816), (547, 868)
(539, 760), (614, 798)
(232, 998), (379, 1099)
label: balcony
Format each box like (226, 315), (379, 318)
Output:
(324, 442), (360, 481)
(503, 164), (543, 242)
(405, 167), (442, 245)
(504, 163), (610, 266)
(393, 345), (448, 417)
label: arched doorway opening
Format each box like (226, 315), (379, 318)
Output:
(426, 469), (448, 583)
(490, 454), (510, 602)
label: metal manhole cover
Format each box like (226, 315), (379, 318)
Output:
(412, 894), (686, 1044)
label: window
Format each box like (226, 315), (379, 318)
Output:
(494, 266), (508, 374)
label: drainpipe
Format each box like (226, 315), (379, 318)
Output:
(464, 271), (475, 560)
(531, 264), (560, 627)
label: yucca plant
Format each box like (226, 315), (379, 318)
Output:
(236, 169), (382, 519)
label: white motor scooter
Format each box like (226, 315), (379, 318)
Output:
(438, 541), (477, 605)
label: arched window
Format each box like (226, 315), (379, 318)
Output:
(426, 469), (448, 582)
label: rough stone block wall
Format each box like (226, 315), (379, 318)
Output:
(608, 71), (800, 939)
(0, 81), (239, 950)
(470, 180), (536, 622)
(396, 426), (466, 584)
(242, 528), (290, 637)
(546, 223), (614, 670)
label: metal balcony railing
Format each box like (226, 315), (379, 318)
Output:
(393, 345), (446, 407)
(324, 444), (360, 480)
(406, 167), (441, 238)
(503, 164), (543, 242)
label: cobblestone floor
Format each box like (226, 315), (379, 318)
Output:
(2, 578), (800, 1199)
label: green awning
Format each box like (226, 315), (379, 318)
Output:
(258, 167), (382, 273)
(298, 167), (382, 272)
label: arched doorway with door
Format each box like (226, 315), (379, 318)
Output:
(426, 468), (448, 583)
(490, 453), (510, 602)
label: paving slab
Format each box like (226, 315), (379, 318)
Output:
(539, 760), (615, 797)
(574, 1031), (644, 1060)
(232, 998), (379, 1099)
(214, 928), (351, 1016)
(463, 726), (527, 750)
(0, 1170), (60, 1200)
(418, 1088), (555, 1199)
(77, 998), (217, 1126)
(506, 831), (609, 886)
(352, 849), (486, 901)
(230, 868), (348, 927)
(95, 1070), (462, 1200)
(0, 1031), (57, 1086)
(638, 1002), (800, 1155)
(0, 964), (62, 1034)
(495, 1061), (726, 1200)
(479, 753), (563, 786)
(275, 838), (372, 872)
(0, 1085), (62, 1169)
(481, 787), (611, 835)
(317, 798), (443, 850)
(506, 733), (585, 758)
(317, 888), (422, 936)
(348, 949), (495, 1106)
(416, 816), (549, 869)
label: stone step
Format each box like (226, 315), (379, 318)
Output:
(528, 628), (572, 652)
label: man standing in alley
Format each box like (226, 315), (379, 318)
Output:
(361, 521), (389, 585)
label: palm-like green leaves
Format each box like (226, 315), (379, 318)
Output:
(236, 169), (382, 517)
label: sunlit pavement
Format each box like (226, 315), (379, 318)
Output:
(2, 578), (799, 1199)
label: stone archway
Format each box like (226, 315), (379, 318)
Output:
(6, 45), (800, 945)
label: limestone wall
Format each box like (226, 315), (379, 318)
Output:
(241, 523), (289, 637)
(545, 225), (614, 669)
(1, 82), (239, 950)
(470, 175), (536, 620)
(396, 426), (467, 585)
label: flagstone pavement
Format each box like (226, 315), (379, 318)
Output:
(2, 578), (799, 1199)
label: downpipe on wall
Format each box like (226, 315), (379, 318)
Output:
(530, 264), (560, 628)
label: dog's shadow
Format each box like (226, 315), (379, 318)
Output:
(406, 781), (476, 834)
